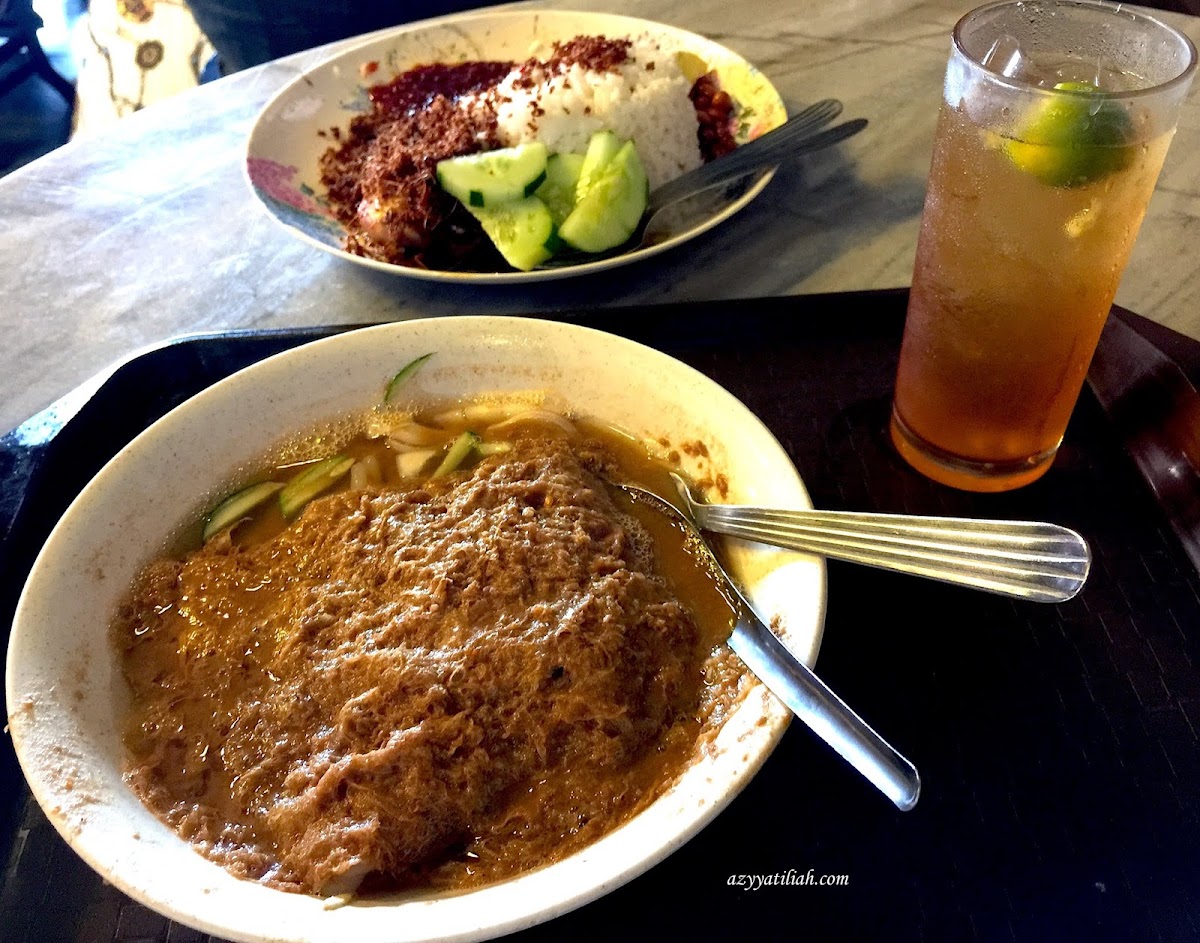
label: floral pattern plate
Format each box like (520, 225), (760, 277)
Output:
(245, 9), (786, 284)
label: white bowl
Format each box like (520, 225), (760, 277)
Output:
(245, 9), (787, 283)
(5, 316), (825, 943)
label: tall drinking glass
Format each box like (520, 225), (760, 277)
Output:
(890, 0), (1197, 492)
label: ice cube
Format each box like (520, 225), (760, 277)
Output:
(981, 34), (1026, 78)
(1065, 200), (1100, 238)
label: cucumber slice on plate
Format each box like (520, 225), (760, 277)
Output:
(436, 142), (549, 208)
(468, 196), (557, 271)
(575, 130), (623, 197)
(535, 152), (585, 225)
(559, 139), (649, 253)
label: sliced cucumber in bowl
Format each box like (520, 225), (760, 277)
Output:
(279, 455), (354, 518)
(202, 481), (284, 541)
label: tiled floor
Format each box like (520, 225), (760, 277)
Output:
(0, 0), (83, 178)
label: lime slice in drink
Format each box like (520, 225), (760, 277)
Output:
(1004, 81), (1135, 188)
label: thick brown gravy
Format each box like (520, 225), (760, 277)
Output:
(114, 408), (742, 897)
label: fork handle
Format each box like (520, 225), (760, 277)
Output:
(647, 118), (869, 216)
(693, 504), (1090, 603)
(646, 99), (854, 212)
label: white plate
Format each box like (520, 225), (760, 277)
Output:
(6, 317), (825, 943)
(245, 9), (786, 283)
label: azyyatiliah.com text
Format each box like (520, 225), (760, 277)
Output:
(727, 869), (849, 890)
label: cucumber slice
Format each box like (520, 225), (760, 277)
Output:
(431, 431), (481, 478)
(576, 131), (623, 199)
(279, 455), (354, 518)
(384, 352), (433, 404)
(535, 152), (585, 225)
(558, 140), (649, 253)
(468, 196), (556, 271)
(202, 481), (284, 541)
(436, 142), (549, 208)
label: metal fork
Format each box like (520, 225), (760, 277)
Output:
(670, 473), (1090, 603)
(645, 97), (851, 212)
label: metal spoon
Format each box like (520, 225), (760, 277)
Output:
(611, 479), (921, 811)
(539, 100), (867, 267)
(671, 473), (1090, 603)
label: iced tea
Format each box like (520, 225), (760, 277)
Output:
(890, 0), (1196, 492)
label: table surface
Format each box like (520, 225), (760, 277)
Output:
(5, 0), (1200, 434)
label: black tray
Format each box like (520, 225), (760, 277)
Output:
(4, 289), (1200, 943)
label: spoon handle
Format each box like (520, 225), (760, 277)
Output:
(646, 99), (855, 213)
(688, 502), (1090, 603)
(726, 586), (921, 811)
(612, 479), (919, 810)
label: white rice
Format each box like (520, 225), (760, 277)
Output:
(475, 36), (704, 192)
